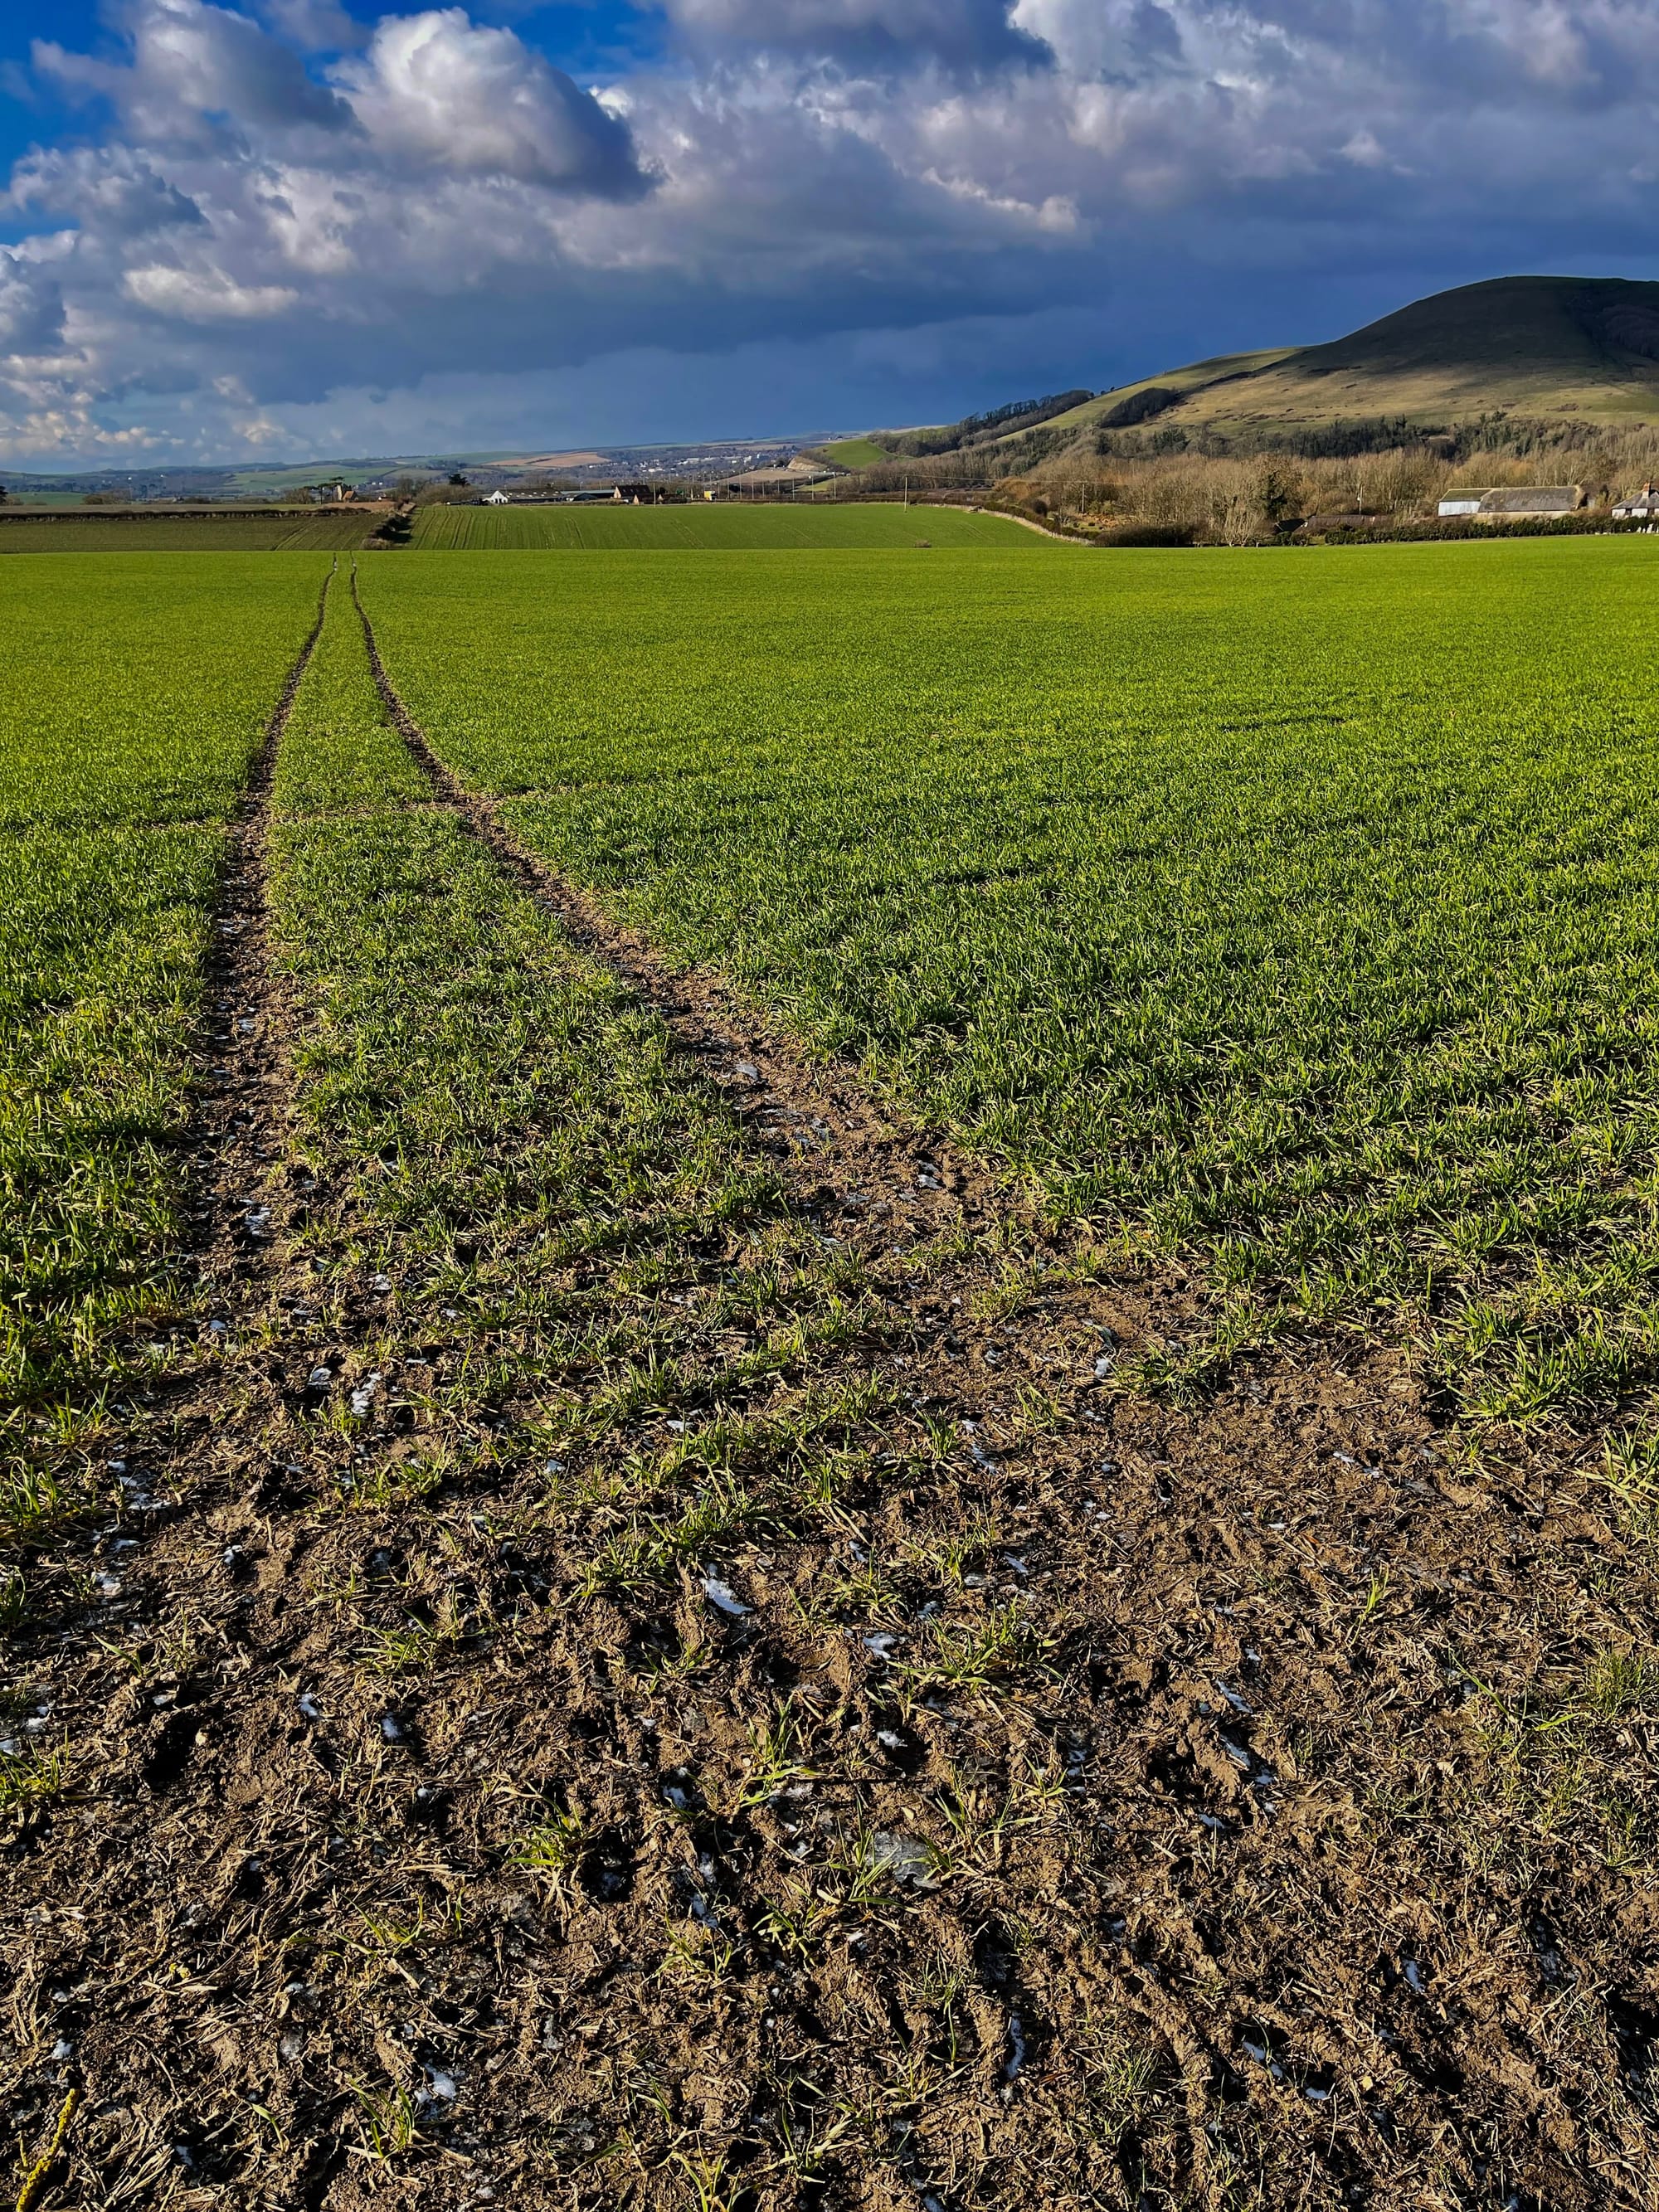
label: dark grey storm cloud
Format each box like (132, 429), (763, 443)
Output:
(2, 0), (1658, 460)
(0, 254), (64, 354)
(655, 0), (1048, 70)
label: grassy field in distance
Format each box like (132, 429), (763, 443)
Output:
(408, 499), (1048, 549)
(0, 512), (373, 552)
(363, 533), (1659, 1428)
(812, 435), (890, 469)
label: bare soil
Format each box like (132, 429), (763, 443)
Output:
(3, 590), (1657, 2212)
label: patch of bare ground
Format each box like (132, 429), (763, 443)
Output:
(3, 588), (1657, 2212)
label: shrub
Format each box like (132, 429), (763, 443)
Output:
(1097, 523), (1195, 547)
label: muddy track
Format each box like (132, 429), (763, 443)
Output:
(1, 568), (345, 2205)
(72, 566), (335, 1556)
(187, 566), (333, 1327)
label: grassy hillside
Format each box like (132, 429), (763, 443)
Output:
(1010, 351), (1298, 441)
(1126, 277), (1659, 438)
(813, 435), (889, 469)
(828, 277), (1659, 476)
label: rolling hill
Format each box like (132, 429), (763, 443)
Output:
(1007, 276), (1659, 448)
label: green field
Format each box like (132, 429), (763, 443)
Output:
(0, 555), (326, 1412)
(361, 535), (1659, 1422)
(812, 435), (891, 469)
(13, 529), (1657, 1428)
(409, 499), (1039, 549)
(6, 536), (1658, 2207)
(0, 511), (372, 552)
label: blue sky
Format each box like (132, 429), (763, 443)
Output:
(3, 0), (1659, 465)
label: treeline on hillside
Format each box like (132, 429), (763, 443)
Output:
(1087, 408), (1659, 465)
(1024, 419), (1659, 542)
(832, 419), (1089, 492)
(868, 391), (1093, 459)
(823, 410), (1659, 543)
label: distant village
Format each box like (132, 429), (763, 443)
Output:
(0, 435), (846, 513)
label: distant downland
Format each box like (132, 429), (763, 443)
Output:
(811, 277), (1659, 475)
(1006, 277), (1659, 449)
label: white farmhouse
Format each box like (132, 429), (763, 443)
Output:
(1437, 486), (1583, 520)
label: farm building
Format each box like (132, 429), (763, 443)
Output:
(1437, 486), (1583, 520)
(1300, 512), (1387, 533)
(474, 488), (617, 506)
(1613, 481), (1659, 519)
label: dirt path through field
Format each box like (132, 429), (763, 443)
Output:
(1, 569), (349, 2200)
(188, 566), (333, 1348)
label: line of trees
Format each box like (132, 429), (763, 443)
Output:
(820, 401), (1659, 542)
(868, 389), (1094, 459)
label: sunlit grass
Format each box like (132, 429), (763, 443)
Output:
(362, 536), (1659, 1420)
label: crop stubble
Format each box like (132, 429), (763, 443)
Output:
(2, 548), (1657, 2211)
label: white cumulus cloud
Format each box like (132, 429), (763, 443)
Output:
(35, 0), (356, 143)
(333, 11), (649, 192)
(123, 264), (301, 317)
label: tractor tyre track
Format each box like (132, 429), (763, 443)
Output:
(335, 570), (1659, 2212)
(188, 563), (332, 1334)
(0, 566), (353, 2207)
(348, 566), (1029, 1264)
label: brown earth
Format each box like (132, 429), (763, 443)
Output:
(3, 586), (1657, 2212)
